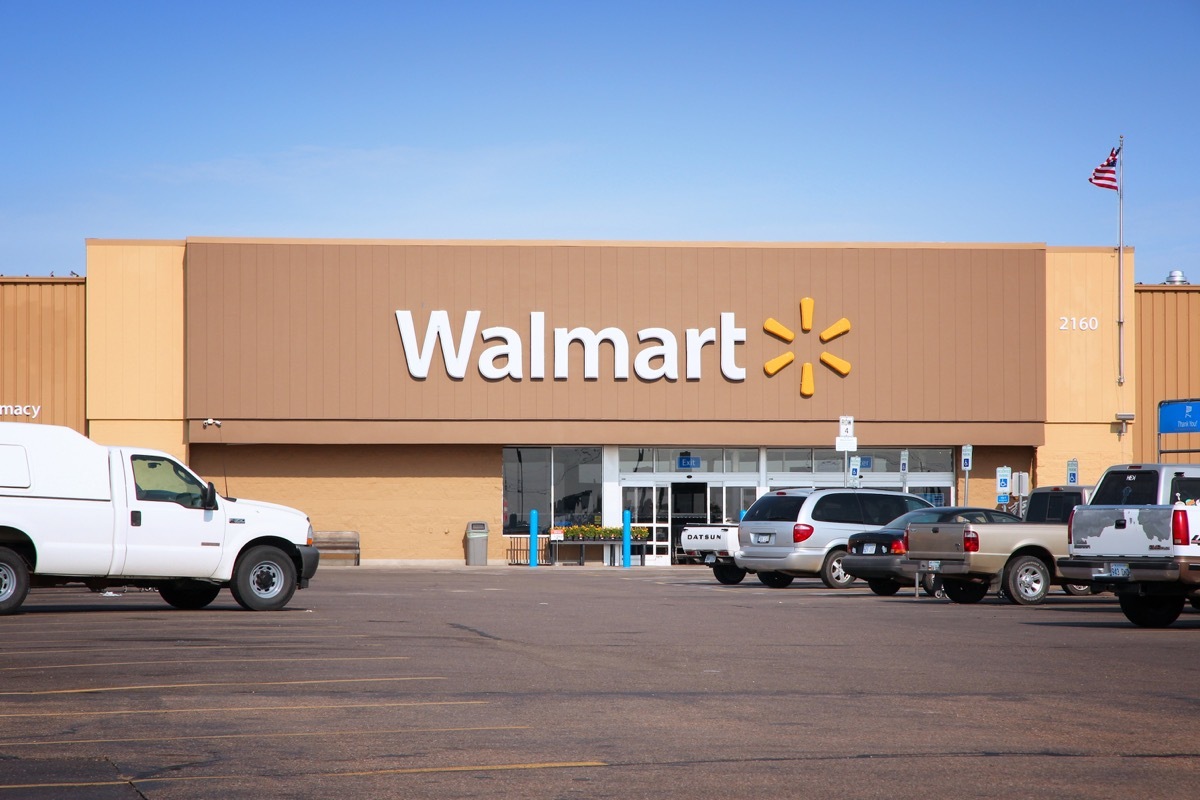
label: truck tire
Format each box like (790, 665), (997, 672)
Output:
(757, 571), (794, 589)
(159, 580), (222, 610)
(867, 579), (902, 596)
(920, 574), (943, 598)
(712, 564), (747, 585)
(1119, 594), (1185, 628)
(819, 548), (855, 589)
(230, 545), (297, 611)
(942, 579), (989, 604)
(1062, 583), (1097, 596)
(0, 548), (30, 615)
(1003, 555), (1051, 605)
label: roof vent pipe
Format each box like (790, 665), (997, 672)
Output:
(1165, 270), (1190, 285)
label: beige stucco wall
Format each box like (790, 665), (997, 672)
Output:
(85, 240), (188, 460)
(188, 444), (505, 563)
(1039, 248), (1137, 484)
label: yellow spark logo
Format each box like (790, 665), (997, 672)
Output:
(763, 297), (851, 397)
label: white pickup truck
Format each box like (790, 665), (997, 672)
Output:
(679, 523), (745, 584)
(0, 422), (319, 614)
(1057, 464), (1200, 627)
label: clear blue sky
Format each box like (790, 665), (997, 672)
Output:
(2, 1), (1196, 283)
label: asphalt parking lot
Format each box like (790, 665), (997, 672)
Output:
(2, 565), (1198, 799)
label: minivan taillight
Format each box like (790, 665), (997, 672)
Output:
(1173, 508), (1190, 547)
(963, 528), (980, 553)
(793, 524), (814, 543)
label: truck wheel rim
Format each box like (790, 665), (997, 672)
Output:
(248, 562), (283, 599)
(0, 564), (12, 602)
(1016, 565), (1045, 599)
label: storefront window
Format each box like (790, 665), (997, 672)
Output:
(503, 447), (550, 535)
(656, 448), (722, 472)
(504, 447), (602, 534)
(812, 449), (847, 471)
(552, 447), (602, 528)
(766, 448), (813, 473)
(619, 447), (655, 473)
(724, 449), (759, 473)
(905, 449), (954, 472)
(909, 486), (949, 507)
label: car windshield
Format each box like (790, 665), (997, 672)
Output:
(883, 509), (945, 527)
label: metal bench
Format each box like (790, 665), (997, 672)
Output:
(312, 531), (360, 566)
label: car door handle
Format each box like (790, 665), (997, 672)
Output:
(131, 510), (141, 527)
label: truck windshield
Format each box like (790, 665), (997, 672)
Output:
(1091, 472), (1160, 505)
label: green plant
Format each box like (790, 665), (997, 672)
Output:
(560, 524), (650, 541)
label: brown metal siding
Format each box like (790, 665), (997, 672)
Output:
(0, 278), (86, 431)
(184, 240), (1046, 446)
(1135, 285), (1200, 461)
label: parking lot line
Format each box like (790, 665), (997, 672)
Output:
(0, 655), (410, 672)
(0, 761), (611, 792)
(0, 700), (488, 720)
(0, 632), (372, 650)
(0, 676), (445, 696)
(0, 725), (530, 748)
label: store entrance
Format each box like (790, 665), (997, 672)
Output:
(670, 482), (708, 564)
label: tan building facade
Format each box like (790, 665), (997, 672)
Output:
(16, 238), (1194, 564)
(50, 238), (1150, 564)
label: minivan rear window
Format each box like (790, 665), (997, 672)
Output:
(811, 494), (863, 524)
(860, 494), (928, 525)
(742, 495), (806, 522)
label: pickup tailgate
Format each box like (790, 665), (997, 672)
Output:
(680, 524), (738, 556)
(904, 523), (968, 560)
(1068, 505), (1174, 557)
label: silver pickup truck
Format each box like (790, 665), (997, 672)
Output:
(902, 486), (1093, 605)
(1057, 464), (1200, 627)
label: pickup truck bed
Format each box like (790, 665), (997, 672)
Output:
(905, 522), (1073, 605)
(1056, 464), (1200, 627)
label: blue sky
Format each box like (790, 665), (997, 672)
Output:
(2, 1), (1196, 283)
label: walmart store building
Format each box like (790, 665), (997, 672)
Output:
(4, 239), (1197, 565)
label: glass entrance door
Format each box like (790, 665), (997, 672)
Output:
(670, 482), (707, 564)
(622, 484), (671, 565)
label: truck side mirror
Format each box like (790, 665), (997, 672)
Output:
(203, 482), (218, 510)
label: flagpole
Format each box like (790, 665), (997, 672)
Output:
(1117, 134), (1125, 386)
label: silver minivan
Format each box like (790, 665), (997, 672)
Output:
(735, 488), (932, 588)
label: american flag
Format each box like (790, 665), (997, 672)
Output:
(1089, 147), (1120, 191)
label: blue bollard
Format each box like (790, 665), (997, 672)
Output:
(623, 509), (632, 568)
(529, 509), (538, 568)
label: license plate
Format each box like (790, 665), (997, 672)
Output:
(755, 534), (771, 544)
(704, 553), (716, 565)
(1108, 563), (1130, 578)
(924, 560), (941, 572)
(862, 543), (876, 555)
